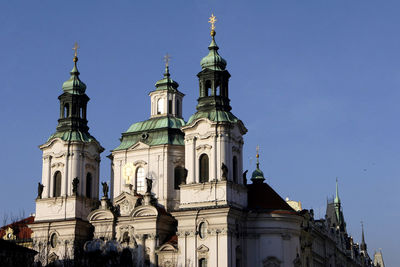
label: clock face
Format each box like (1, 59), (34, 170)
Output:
(123, 162), (135, 184)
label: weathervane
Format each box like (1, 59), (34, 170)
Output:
(164, 53), (171, 67)
(208, 13), (217, 36)
(72, 42), (79, 62)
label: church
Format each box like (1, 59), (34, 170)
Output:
(27, 15), (384, 267)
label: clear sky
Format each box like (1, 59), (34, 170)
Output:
(0, 0), (398, 265)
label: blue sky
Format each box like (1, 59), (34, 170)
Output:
(0, 1), (398, 265)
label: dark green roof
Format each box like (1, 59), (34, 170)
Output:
(126, 116), (185, 133)
(47, 130), (97, 143)
(114, 116), (185, 151)
(187, 110), (239, 125)
(62, 59), (86, 95)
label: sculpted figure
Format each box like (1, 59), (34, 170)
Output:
(37, 182), (44, 199)
(242, 170), (248, 185)
(146, 177), (153, 193)
(221, 163), (228, 181)
(72, 177), (79, 195)
(101, 182), (109, 198)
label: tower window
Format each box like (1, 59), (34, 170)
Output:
(168, 99), (172, 114)
(53, 171), (62, 197)
(63, 104), (69, 118)
(233, 156), (238, 183)
(176, 99), (180, 116)
(199, 154), (209, 183)
(86, 173), (92, 198)
(80, 106), (83, 118)
(157, 99), (164, 114)
(136, 167), (145, 193)
(199, 258), (207, 267)
(174, 166), (185, 190)
(205, 80), (211, 97)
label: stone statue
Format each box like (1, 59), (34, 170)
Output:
(37, 182), (44, 199)
(146, 177), (153, 193)
(182, 168), (188, 185)
(242, 170), (248, 185)
(101, 182), (109, 198)
(72, 177), (79, 195)
(221, 163), (228, 181)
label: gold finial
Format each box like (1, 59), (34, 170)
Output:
(208, 13), (217, 36)
(256, 145), (260, 158)
(164, 53), (171, 67)
(72, 42), (79, 62)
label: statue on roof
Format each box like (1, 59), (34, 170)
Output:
(37, 182), (44, 199)
(221, 163), (228, 181)
(101, 182), (109, 198)
(146, 177), (153, 193)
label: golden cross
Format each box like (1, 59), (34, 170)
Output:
(164, 53), (171, 67)
(72, 42), (79, 58)
(208, 13), (217, 31)
(256, 145), (260, 158)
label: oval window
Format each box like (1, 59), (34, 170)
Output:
(198, 222), (207, 239)
(50, 233), (58, 248)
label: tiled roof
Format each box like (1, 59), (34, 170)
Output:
(247, 183), (295, 213)
(0, 216), (34, 240)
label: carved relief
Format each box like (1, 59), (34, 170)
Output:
(51, 162), (65, 168)
(196, 144), (212, 152)
(85, 163), (96, 171)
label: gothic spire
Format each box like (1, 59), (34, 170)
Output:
(334, 178), (341, 205)
(360, 221), (367, 251)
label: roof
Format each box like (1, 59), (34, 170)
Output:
(47, 130), (98, 143)
(247, 183), (295, 213)
(187, 110), (239, 125)
(0, 216), (34, 240)
(114, 117), (185, 151)
(0, 239), (37, 254)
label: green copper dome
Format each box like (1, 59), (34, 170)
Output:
(251, 153), (266, 183)
(155, 66), (179, 91)
(200, 34), (227, 71)
(251, 168), (265, 180)
(62, 57), (87, 95)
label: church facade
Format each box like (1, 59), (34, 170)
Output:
(28, 17), (383, 267)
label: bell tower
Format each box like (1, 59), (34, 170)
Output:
(173, 15), (248, 267)
(30, 44), (104, 265)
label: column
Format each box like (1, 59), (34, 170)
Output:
(62, 152), (69, 196)
(211, 134), (217, 181)
(42, 156), (51, 198)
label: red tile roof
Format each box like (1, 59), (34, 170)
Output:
(0, 216), (34, 240)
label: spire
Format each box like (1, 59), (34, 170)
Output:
(360, 221), (367, 251)
(155, 53), (179, 91)
(200, 13), (227, 71)
(62, 42), (86, 95)
(251, 146), (265, 183)
(334, 178), (341, 205)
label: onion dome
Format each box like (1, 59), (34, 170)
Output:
(200, 20), (227, 71)
(251, 148), (266, 183)
(62, 54), (86, 95)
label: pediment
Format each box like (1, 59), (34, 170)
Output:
(131, 205), (158, 217)
(88, 209), (114, 222)
(114, 192), (140, 216)
(128, 141), (150, 151)
(157, 243), (178, 252)
(197, 244), (209, 253)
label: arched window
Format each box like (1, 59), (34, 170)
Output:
(80, 106), (83, 118)
(176, 99), (180, 116)
(232, 156), (238, 183)
(199, 258), (207, 267)
(199, 154), (209, 183)
(63, 104), (69, 118)
(174, 166), (185, 190)
(136, 167), (145, 193)
(86, 173), (92, 198)
(157, 99), (164, 114)
(205, 80), (211, 97)
(168, 99), (172, 114)
(53, 171), (62, 197)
